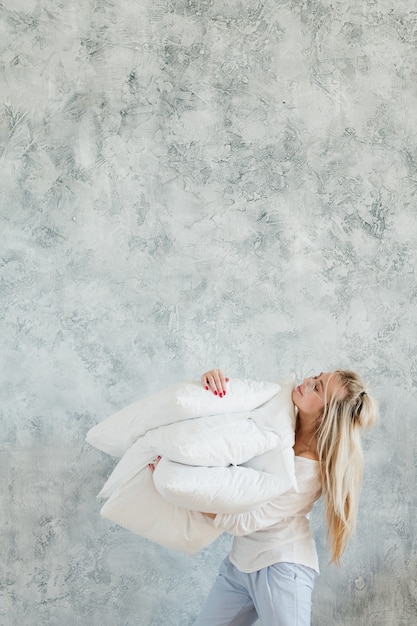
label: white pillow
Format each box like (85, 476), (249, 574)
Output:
(98, 413), (280, 499)
(244, 375), (297, 491)
(100, 466), (223, 555)
(153, 456), (296, 514)
(86, 378), (281, 457)
(250, 375), (296, 447)
(149, 413), (280, 466)
(175, 379), (280, 417)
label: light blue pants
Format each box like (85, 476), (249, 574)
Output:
(193, 557), (316, 626)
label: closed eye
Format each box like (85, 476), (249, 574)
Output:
(313, 373), (324, 393)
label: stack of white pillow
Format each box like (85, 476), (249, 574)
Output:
(86, 376), (297, 555)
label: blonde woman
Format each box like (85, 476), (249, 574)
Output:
(190, 368), (378, 626)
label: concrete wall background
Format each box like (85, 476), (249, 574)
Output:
(1, 1), (416, 624)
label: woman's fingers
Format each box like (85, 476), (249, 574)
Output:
(203, 369), (223, 397)
(201, 369), (229, 397)
(148, 456), (161, 473)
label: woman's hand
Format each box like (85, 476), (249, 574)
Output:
(148, 456), (161, 472)
(201, 369), (229, 397)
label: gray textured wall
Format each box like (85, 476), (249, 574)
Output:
(1, 1), (416, 625)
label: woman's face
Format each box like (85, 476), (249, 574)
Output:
(292, 372), (339, 418)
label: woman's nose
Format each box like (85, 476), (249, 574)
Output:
(302, 378), (314, 392)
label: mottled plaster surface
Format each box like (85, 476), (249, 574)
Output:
(0, 1), (416, 624)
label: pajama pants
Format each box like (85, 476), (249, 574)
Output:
(193, 557), (316, 626)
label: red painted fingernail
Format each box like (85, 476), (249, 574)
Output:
(205, 386), (209, 390)
(223, 390), (226, 395)
(214, 390), (218, 395)
(219, 393), (223, 397)
(225, 377), (229, 382)
(157, 456), (161, 460)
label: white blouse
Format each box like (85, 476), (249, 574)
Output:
(214, 456), (322, 573)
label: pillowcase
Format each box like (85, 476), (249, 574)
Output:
(153, 456), (296, 514)
(98, 413), (280, 499)
(86, 378), (281, 457)
(100, 466), (223, 555)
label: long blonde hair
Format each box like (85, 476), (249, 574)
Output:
(316, 370), (378, 564)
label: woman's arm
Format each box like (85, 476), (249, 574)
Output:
(211, 502), (286, 536)
(200, 504), (282, 535)
(210, 480), (321, 536)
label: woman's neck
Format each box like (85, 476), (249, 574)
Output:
(294, 415), (319, 459)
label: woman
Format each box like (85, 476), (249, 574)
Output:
(190, 367), (378, 626)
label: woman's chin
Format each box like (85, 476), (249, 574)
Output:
(291, 389), (299, 407)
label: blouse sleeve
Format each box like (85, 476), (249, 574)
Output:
(213, 500), (286, 536)
(213, 472), (322, 536)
